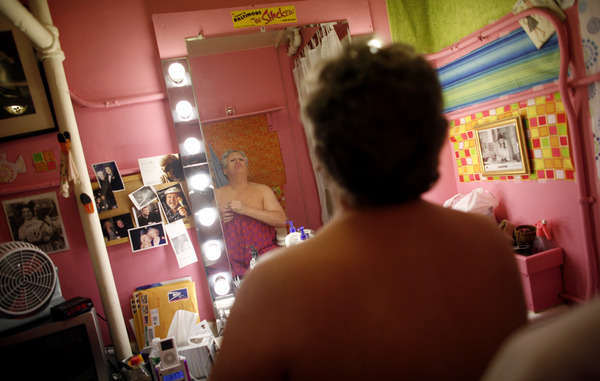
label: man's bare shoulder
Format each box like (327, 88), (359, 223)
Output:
(249, 182), (274, 192)
(215, 184), (231, 195)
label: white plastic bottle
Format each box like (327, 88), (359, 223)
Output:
(285, 231), (302, 246)
(285, 221), (302, 247)
(149, 337), (161, 366)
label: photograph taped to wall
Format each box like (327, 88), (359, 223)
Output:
(92, 160), (125, 192)
(100, 212), (134, 242)
(2, 191), (69, 253)
(475, 116), (531, 177)
(128, 222), (168, 252)
(138, 153), (185, 186)
(155, 182), (191, 224)
(164, 219), (198, 268)
(133, 201), (163, 227)
(92, 174), (148, 247)
(512, 0), (566, 49)
(129, 185), (157, 210)
(0, 15), (57, 142)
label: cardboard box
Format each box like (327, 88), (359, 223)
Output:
(515, 247), (564, 312)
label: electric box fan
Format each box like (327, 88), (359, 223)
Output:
(0, 241), (65, 333)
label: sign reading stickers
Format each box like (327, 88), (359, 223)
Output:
(232, 6), (297, 29)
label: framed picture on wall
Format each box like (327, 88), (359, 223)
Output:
(2, 191), (69, 254)
(0, 14), (57, 142)
(474, 116), (531, 177)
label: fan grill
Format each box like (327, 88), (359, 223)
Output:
(0, 241), (56, 316)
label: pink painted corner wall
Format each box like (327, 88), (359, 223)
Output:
(0, 0), (392, 346)
(431, 5), (600, 302)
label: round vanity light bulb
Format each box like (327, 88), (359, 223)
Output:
(198, 207), (218, 226)
(204, 241), (222, 261)
(168, 62), (186, 84)
(184, 137), (201, 155)
(190, 173), (211, 190)
(367, 37), (382, 52)
(214, 276), (231, 296)
(175, 100), (193, 119)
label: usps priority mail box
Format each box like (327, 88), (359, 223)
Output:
(136, 280), (200, 346)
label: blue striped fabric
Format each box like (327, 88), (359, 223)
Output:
(438, 28), (560, 113)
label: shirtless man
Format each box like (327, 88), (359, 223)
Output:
(216, 150), (286, 276)
(210, 42), (527, 380)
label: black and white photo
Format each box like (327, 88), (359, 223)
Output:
(129, 185), (157, 210)
(138, 153), (185, 186)
(2, 191), (69, 253)
(475, 116), (531, 177)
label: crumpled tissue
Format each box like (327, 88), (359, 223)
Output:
(167, 309), (214, 346)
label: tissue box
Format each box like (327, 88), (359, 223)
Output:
(178, 337), (216, 379)
(514, 247), (564, 312)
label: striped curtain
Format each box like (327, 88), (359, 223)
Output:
(438, 27), (560, 113)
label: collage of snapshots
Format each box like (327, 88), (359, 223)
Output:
(92, 154), (198, 266)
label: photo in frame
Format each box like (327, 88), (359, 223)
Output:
(474, 116), (531, 177)
(0, 14), (57, 142)
(2, 191), (69, 253)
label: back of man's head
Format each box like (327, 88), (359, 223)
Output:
(303, 42), (447, 207)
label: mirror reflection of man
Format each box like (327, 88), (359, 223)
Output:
(216, 150), (287, 278)
(163, 186), (189, 223)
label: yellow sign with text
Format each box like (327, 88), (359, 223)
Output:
(232, 6), (297, 29)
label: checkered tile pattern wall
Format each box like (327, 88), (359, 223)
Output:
(448, 92), (574, 182)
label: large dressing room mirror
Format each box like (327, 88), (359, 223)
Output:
(185, 21), (349, 278)
(153, 3), (374, 313)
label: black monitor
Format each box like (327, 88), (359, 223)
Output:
(0, 307), (111, 380)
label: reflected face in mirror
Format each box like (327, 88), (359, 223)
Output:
(215, 149), (286, 278)
(222, 151), (248, 179)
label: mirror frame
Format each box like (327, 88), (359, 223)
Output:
(153, 2), (375, 317)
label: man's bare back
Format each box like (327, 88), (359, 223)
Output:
(211, 201), (527, 380)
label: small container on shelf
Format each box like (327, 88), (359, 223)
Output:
(126, 355), (152, 381)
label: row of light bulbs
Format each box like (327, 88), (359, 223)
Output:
(165, 59), (233, 298)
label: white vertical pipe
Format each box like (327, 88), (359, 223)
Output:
(0, 0), (132, 361)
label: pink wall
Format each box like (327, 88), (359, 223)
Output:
(0, 0), (392, 346)
(429, 6), (600, 302)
